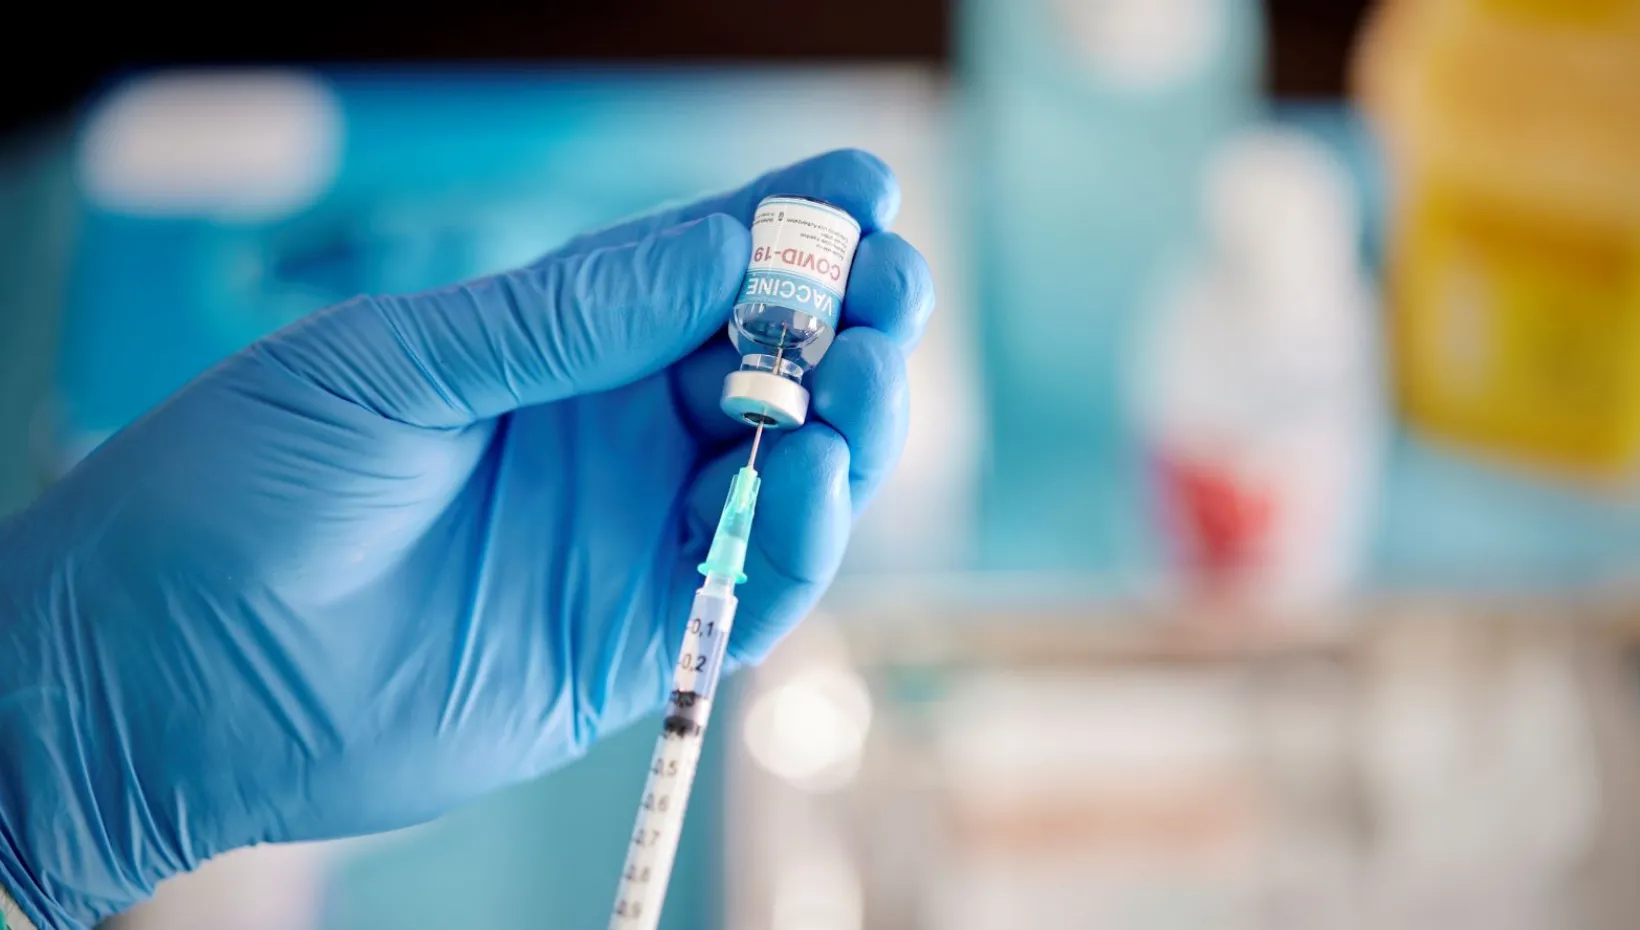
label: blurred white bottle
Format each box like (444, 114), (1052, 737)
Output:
(1133, 126), (1384, 618)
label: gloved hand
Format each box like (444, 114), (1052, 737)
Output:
(0, 149), (933, 930)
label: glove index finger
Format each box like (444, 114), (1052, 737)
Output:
(563, 148), (902, 253)
(261, 213), (750, 429)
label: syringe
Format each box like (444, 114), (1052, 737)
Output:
(608, 429), (764, 930)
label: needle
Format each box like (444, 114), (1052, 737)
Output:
(748, 421), (765, 468)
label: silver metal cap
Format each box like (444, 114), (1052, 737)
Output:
(721, 369), (809, 429)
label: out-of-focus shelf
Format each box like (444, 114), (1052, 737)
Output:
(823, 573), (1640, 670)
(736, 579), (1640, 930)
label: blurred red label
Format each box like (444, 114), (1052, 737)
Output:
(1155, 452), (1276, 582)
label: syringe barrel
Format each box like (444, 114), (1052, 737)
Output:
(671, 582), (736, 704)
(612, 462), (761, 930)
(608, 582), (738, 930)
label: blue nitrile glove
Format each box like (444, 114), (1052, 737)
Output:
(0, 149), (934, 930)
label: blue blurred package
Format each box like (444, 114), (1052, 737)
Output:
(52, 71), (563, 472)
(958, 0), (1264, 576)
(45, 68), (926, 478)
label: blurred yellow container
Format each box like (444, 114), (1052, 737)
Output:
(1354, 0), (1640, 483)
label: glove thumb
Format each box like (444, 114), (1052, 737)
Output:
(262, 213), (751, 427)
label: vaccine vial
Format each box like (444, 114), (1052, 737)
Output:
(720, 195), (861, 429)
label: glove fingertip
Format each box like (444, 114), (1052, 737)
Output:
(797, 149), (902, 232)
(754, 425), (852, 585)
(846, 231), (936, 347)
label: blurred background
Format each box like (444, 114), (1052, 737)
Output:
(3, 1), (1639, 927)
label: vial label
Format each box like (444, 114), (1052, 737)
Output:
(737, 196), (861, 330)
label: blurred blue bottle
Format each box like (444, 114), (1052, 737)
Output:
(960, 0), (1264, 578)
